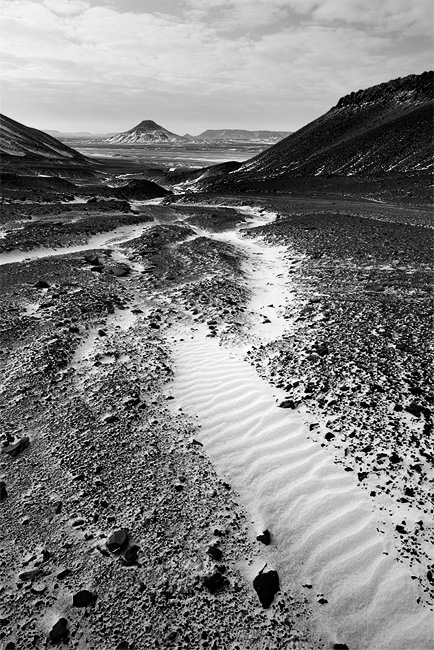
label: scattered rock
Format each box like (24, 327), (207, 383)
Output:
(2, 436), (30, 458)
(256, 530), (271, 546)
(18, 568), (41, 582)
(106, 263), (130, 277)
(84, 253), (100, 265)
(49, 618), (69, 644)
(202, 571), (228, 593)
(34, 280), (50, 289)
(207, 544), (223, 561)
(106, 529), (128, 553)
(278, 399), (298, 409)
(73, 590), (96, 607)
(0, 481), (7, 501)
(122, 545), (140, 566)
(253, 569), (280, 608)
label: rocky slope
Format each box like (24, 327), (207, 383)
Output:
(106, 120), (184, 144)
(196, 71), (433, 191)
(0, 114), (96, 178)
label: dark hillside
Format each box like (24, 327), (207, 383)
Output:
(0, 113), (99, 179)
(198, 71), (433, 191)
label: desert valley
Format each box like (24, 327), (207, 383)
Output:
(0, 70), (433, 650)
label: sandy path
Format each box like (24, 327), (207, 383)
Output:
(169, 212), (433, 649)
(0, 221), (153, 265)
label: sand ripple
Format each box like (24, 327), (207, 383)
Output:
(170, 332), (432, 649)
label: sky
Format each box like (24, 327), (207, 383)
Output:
(0, 0), (432, 135)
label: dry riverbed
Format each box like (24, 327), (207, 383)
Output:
(1, 191), (432, 650)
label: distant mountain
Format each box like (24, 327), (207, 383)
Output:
(201, 71), (433, 190)
(45, 130), (100, 137)
(187, 129), (291, 143)
(106, 120), (184, 144)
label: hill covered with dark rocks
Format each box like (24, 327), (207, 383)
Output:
(195, 71), (433, 192)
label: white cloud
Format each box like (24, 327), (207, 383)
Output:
(284, 0), (433, 35)
(0, 0), (431, 133)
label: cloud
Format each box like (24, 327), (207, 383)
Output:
(284, 0), (433, 35)
(0, 0), (431, 133)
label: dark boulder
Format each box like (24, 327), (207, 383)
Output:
(106, 263), (131, 278)
(206, 544), (223, 561)
(256, 530), (271, 546)
(73, 590), (96, 607)
(278, 399), (298, 409)
(49, 618), (69, 644)
(122, 545), (140, 566)
(106, 529), (128, 553)
(84, 253), (100, 265)
(253, 569), (280, 608)
(202, 571), (228, 593)
(0, 481), (7, 501)
(2, 436), (30, 458)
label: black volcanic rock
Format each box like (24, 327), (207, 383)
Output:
(49, 618), (69, 643)
(199, 71), (433, 190)
(253, 570), (280, 608)
(106, 529), (128, 552)
(73, 590), (96, 607)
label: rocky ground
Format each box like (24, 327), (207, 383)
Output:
(0, 179), (432, 649)
(229, 198), (433, 606)
(0, 200), (324, 649)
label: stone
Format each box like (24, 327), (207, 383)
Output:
(256, 530), (271, 546)
(207, 544), (223, 561)
(2, 436), (30, 458)
(333, 644), (349, 649)
(84, 253), (100, 265)
(107, 529), (128, 552)
(34, 280), (50, 289)
(18, 569), (41, 581)
(202, 571), (228, 593)
(106, 263), (130, 277)
(253, 570), (280, 608)
(49, 618), (68, 643)
(73, 590), (95, 607)
(0, 481), (7, 501)
(278, 399), (298, 409)
(122, 545), (140, 566)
